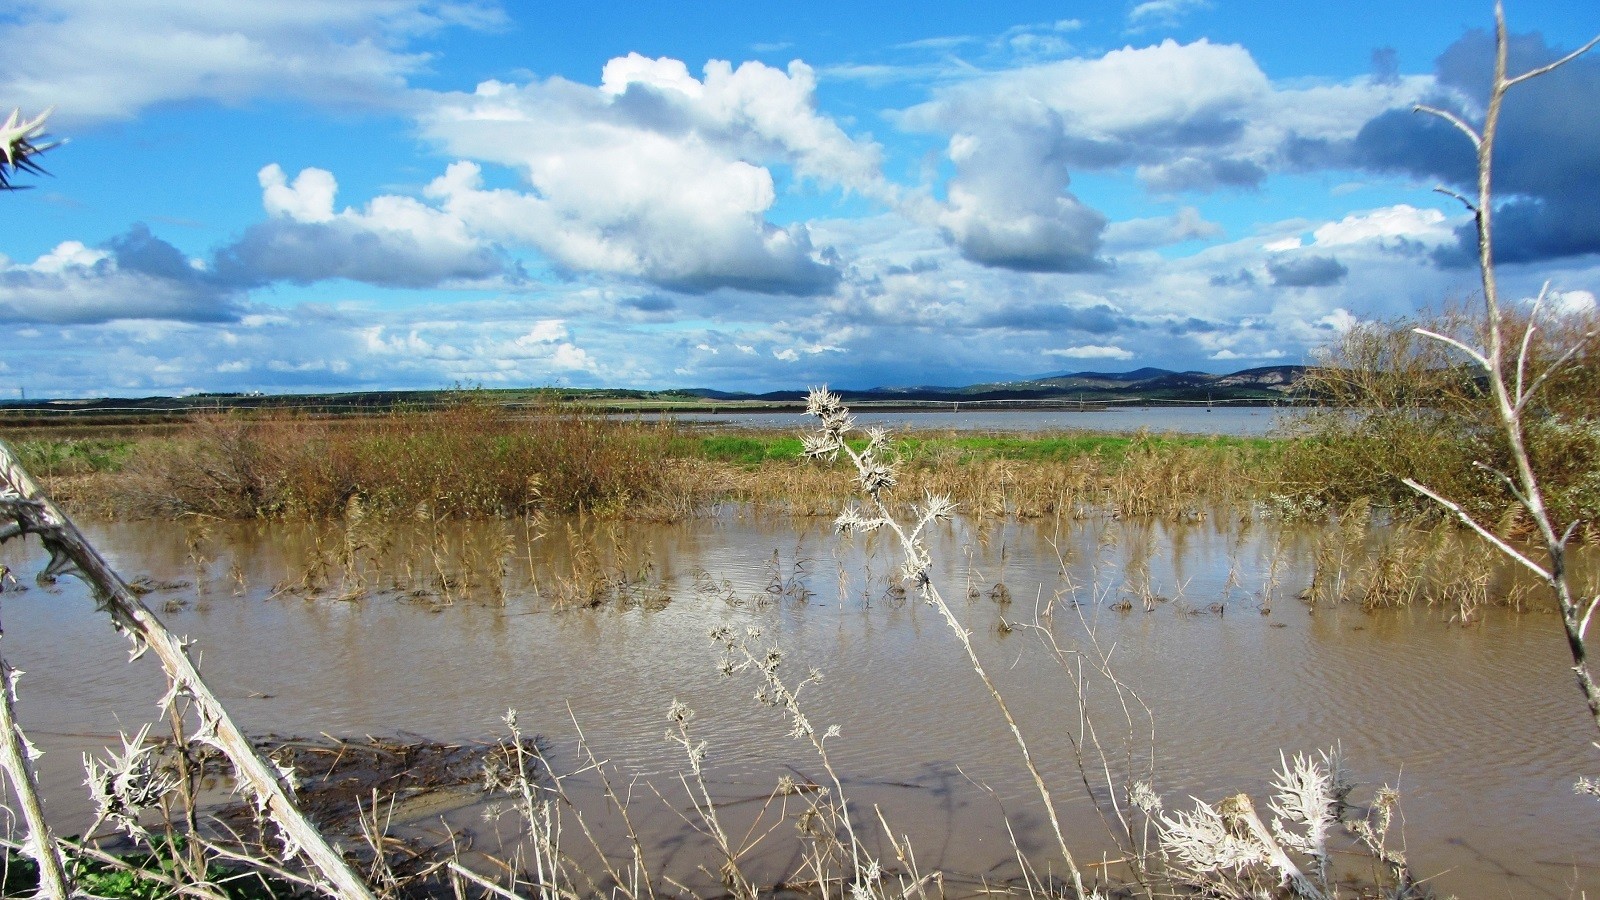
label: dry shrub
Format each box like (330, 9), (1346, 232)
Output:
(1282, 302), (1600, 530)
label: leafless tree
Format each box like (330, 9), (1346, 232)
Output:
(1404, 4), (1600, 738)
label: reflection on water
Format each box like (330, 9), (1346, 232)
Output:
(0, 513), (1595, 895)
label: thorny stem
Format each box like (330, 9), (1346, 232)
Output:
(165, 697), (207, 878)
(666, 705), (756, 900)
(1408, 3), (1600, 737)
(805, 389), (1091, 898)
(567, 705), (657, 900)
(0, 623), (71, 899)
(0, 439), (378, 900)
(716, 633), (869, 886)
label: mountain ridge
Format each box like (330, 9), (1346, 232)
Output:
(675, 364), (1308, 403)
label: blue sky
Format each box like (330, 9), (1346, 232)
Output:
(1, 0), (1597, 397)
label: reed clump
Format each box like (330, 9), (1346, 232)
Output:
(718, 429), (1277, 520)
(109, 401), (695, 520)
(1297, 503), (1532, 617)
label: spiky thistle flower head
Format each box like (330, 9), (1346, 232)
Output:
(864, 426), (891, 454)
(1129, 779), (1163, 814)
(857, 460), (898, 497)
(802, 431), (843, 460)
(804, 386), (845, 420)
(1157, 798), (1271, 876)
(918, 493), (957, 523)
(83, 725), (178, 838)
(1268, 750), (1338, 859)
(0, 108), (58, 190)
(833, 506), (886, 535)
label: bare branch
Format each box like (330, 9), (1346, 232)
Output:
(1560, 520), (1582, 550)
(0, 654), (71, 899)
(1413, 104), (1483, 149)
(1411, 327), (1490, 369)
(1472, 460), (1530, 508)
(447, 861), (530, 900)
(1431, 186), (1478, 213)
(1513, 282), (1547, 402)
(1504, 32), (1600, 88)
(1516, 328), (1600, 413)
(1402, 478), (1548, 580)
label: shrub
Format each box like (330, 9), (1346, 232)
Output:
(1281, 303), (1600, 532)
(114, 401), (688, 519)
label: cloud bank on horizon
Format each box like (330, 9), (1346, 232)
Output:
(0, 0), (1596, 397)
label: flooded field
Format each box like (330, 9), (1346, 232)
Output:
(1, 512), (1596, 896)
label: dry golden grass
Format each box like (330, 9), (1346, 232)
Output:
(33, 404), (1281, 524)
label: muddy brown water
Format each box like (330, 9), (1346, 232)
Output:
(1, 513), (1596, 896)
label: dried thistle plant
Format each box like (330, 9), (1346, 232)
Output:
(709, 624), (877, 894)
(663, 700), (757, 900)
(1156, 747), (1416, 900)
(82, 725), (180, 841)
(803, 386), (1090, 899)
(0, 108), (58, 191)
(0, 440), (378, 899)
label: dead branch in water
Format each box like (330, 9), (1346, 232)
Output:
(0, 437), (378, 899)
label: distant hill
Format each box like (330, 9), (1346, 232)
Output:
(1025, 366), (1179, 382)
(0, 365), (1313, 422)
(675, 365), (1308, 404)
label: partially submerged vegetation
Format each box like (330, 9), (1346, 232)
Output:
(10, 404), (1281, 523)
(1280, 302), (1600, 532)
(0, 11), (1595, 892)
(13, 390), (1597, 536)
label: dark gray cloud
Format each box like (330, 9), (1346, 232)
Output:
(647, 225), (843, 296)
(1170, 316), (1228, 334)
(107, 224), (204, 281)
(0, 224), (241, 324)
(1, 204), (528, 325)
(1350, 28), (1600, 265)
(1267, 254), (1348, 287)
(622, 295), (676, 312)
(1208, 268), (1257, 287)
(1140, 156), (1267, 193)
(948, 206), (1108, 273)
(972, 301), (1127, 332)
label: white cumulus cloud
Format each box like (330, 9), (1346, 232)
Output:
(416, 55), (887, 294)
(216, 164), (513, 289)
(1312, 205), (1453, 248)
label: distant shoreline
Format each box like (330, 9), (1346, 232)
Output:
(0, 397), (1312, 428)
